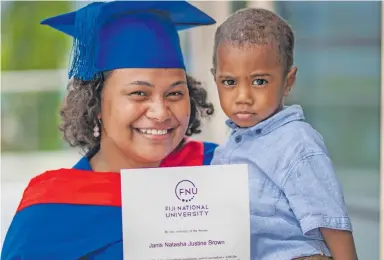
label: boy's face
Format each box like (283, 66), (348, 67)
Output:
(212, 43), (297, 128)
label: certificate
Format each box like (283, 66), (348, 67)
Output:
(121, 164), (250, 260)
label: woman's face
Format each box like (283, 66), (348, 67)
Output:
(100, 68), (190, 165)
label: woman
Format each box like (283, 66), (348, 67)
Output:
(1, 1), (217, 259)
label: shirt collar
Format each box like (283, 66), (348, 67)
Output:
(226, 104), (305, 136)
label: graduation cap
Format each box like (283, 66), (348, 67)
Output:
(40, 1), (216, 81)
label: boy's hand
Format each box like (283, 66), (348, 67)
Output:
(320, 228), (358, 260)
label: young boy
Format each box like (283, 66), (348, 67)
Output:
(210, 8), (358, 260)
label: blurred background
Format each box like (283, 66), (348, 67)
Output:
(1, 1), (381, 259)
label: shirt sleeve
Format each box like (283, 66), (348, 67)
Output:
(282, 152), (353, 240)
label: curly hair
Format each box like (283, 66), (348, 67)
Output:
(60, 72), (214, 152)
(213, 8), (294, 74)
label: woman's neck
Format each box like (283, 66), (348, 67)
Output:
(89, 140), (161, 173)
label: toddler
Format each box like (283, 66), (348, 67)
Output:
(210, 8), (358, 260)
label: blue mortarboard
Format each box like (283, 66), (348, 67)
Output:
(40, 1), (216, 80)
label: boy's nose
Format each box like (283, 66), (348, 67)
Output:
(235, 85), (254, 105)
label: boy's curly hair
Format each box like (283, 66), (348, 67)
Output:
(212, 8), (294, 74)
(59, 72), (214, 152)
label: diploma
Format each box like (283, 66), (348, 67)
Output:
(121, 164), (250, 260)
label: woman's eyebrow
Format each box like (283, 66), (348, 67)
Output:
(127, 80), (154, 87)
(169, 80), (187, 88)
(126, 80), (187, 88)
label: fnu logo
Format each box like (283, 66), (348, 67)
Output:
(175, 180), (197, 202)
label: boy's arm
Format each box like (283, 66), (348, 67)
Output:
(282, 153), (356, 258)
(320, 228), (358, 260)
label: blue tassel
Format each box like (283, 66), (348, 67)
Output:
(68, 2), (104, 81)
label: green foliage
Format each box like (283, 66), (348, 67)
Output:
(1, 2), (73, 152)
(1, 91), (63, 152)
(1, 1), (72, 70)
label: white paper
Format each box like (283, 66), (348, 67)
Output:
(121, 164), (250, 260)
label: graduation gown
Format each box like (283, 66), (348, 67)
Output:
(1, 139), (218, 260)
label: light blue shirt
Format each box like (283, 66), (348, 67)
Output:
(211, 105), (352, 260)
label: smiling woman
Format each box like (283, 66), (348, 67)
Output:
(1, 1), (217, 259)
(62, 68), (215, 172)
(84, 68), (191, 170)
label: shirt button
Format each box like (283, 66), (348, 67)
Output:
(255, 129), (262, 134)
(235, 136), (242, 143)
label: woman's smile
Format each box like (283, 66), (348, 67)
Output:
(134, 127), (175, 141)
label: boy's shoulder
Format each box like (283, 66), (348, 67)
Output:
(214, 105), (330, 161)
(273, 118), (329, 158)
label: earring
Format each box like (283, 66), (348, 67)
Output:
(93, 120), (100, 138)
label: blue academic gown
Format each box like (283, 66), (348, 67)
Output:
(1, 139), (217, 260)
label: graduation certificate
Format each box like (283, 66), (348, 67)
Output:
(121, 164), (250, 260)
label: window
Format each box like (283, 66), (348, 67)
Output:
(275, 1), (381, 169)
(230, 1), (247, 13)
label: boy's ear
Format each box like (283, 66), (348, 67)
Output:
(284, 66), (298, 96)
(210, 68), (216, 80)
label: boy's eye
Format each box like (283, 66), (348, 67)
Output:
(252, 79), (268, 86)
(222, 79), (236, 86)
